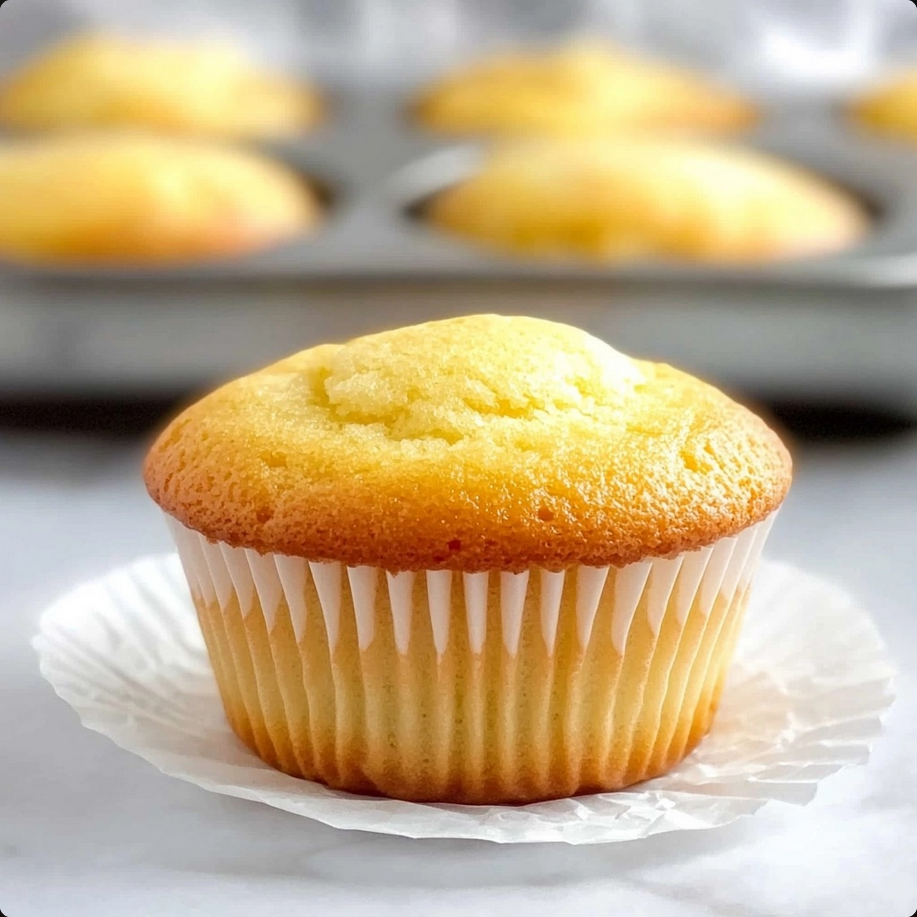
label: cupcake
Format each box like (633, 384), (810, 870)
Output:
(144, 315), (791, 804)
(414, 42), (755, 138)
(0, 132), (319, 265)
(850, 70), (917, 143)
(0, 33), (322, 138)
(426, 138), (868, 263)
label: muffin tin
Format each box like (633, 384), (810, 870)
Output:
(2, 86), (917, 409)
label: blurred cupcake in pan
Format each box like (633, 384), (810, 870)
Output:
(414, 42), (755, 138)
(426, 137), (868, 263)
(0, 132), (320, 265)
(0, 33), (322, 139)
(144, 314), (792, 805)
(850, 70), (917, 143)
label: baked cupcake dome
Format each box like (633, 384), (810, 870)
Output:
(146, 316), (789, 568)
(0, 132), (320, 265)
(426, 138), (868, 263)
(414, 42), (755, 138)
(145, 315), (792, 804)
(0, 33), (321, 138)
(850, 70), (917, 142)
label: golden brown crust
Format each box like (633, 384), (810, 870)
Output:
(426, 138), (868, 264)
(145, 316), (791, 571)
(0, 33), (322, 138)
(414, 42), (756, 137)
(0, 132), (319, 264)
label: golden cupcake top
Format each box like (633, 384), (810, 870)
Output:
(145, 315), (792, 572)
(0, 33), (321, 138)
(427, 137), (868, 263)
(414, 42), (755, 137)
(850, 70), (917, 142)
(0, 132), (320, 265)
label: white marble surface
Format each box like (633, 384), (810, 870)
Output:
(1, 431), (915, 917)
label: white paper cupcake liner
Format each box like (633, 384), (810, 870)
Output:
(161, 515), (777, 802)
(167, 516), (774, 658)
(34, 549), (895, 843)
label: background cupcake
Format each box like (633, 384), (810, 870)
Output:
(850, 70), (917, 144)
(414, 42), (755, 137)
(144, 314), (792, 804)
(426, 137), (868, 263)
(0, 33), (322, 138)
(0, 132), (320, 265)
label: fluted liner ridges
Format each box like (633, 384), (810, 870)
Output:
(167, 513), (775, 804)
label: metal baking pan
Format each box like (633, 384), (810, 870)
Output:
(1, 87), (917, 408)
(6, 96), (917, 285)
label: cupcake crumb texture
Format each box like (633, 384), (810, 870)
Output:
(318, 314), (645, 444)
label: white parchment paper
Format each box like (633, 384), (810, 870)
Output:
(33, 555), (895, 844)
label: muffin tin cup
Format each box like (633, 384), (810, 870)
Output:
(165, 512), (775, 805)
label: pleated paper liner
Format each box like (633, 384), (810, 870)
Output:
(34, 551), (895, 843)
(165, 514), (776, 804)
